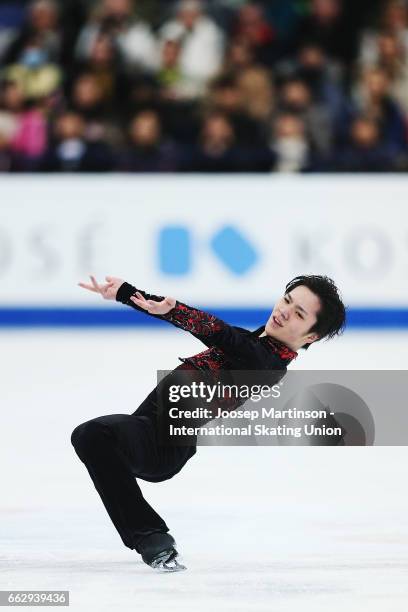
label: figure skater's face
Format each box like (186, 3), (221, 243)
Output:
(265, 285), (321, 350)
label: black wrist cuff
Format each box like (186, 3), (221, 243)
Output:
(116, 282), (136, 304)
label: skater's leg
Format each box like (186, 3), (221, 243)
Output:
(71, 413), (168, 550)
(71, 367), (197, 567)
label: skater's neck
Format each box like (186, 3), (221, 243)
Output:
(258, 330), (297, 353)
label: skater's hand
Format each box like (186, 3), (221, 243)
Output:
(130, 292), (176, 315)
(78, 275), (124, 301)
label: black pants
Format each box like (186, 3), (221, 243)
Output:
(70, 365), (197, 551)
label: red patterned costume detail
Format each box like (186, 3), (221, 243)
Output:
(164, 302), (225, 337)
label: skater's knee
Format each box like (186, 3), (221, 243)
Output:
(71, 420), (107, 450)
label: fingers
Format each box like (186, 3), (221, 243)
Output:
(131, 295), (144, 303)
(130, 296), (149, 309)
(78, 276), (112, 295)
(90, 275), (101, 293)
(78, 282), (98, 292)
(135, 291), (147, 301)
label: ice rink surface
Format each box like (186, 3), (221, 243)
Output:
(1, 328), (408, 611)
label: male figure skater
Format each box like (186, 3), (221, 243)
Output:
(71, 274), (346, 571)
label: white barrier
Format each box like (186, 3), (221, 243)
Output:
(0, 174), (407, 307)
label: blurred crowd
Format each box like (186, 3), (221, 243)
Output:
(1, 0), (408, 173)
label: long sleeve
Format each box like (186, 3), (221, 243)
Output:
(116, 281), (215, 349)
(116, 281), (284, 369)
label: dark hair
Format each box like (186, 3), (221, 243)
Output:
(285, 275), (346, 349)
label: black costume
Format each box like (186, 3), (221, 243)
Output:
(71, 281), (297, 553)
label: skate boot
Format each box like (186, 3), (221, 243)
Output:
(137, 532), (187, 572)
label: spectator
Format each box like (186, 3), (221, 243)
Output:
(277, 44), (345, 118)
(184, 111), (241, 171)
(0, 79), (48, 169)
(71, 32), (129, 112)
(70, 72), (124, 147)
(184, 111), (274, 172)
(205, 74), (267, 145)
(156, 39), (187, 100)
(359, 1), (408, 68)
(236, 65), (274, 123)
(3, 35), (61, 101)
(41, 110), (114, 171)
(358, 31), (408, 115)
(222, 39), (274, 122)
(295, 0), (355, 67)
(319, 116), (398, 172)
(278, 77), (333, 155)
(3, 0), (63, 65)
(297, 44), (343, 97)
(353, 66), (407, 154)
(271, 113), (310, 173)
(159, 0), (225, 98)
(382, 0), (408, 40)
(377, 31), (408, 114)
(223, 37), (255, 76)
(276, 43), (348, 137)
(118, 109), (180, 171)
(233, 2), (276, 66)
(76, 0), (157, 72)
(10, 104), (47, 169)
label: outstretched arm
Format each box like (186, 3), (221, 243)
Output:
(113, 280), (281, 369)
(78, 276), (282, 368)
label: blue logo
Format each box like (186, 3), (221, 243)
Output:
(158, 227), (191, 275)
(158, 225), (259, 276)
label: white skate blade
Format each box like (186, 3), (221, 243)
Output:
(149, 549), (187, 572)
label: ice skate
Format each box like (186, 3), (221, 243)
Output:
(138, 532), (187, 572)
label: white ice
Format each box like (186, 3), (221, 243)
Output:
(1, 329), (408, 611)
